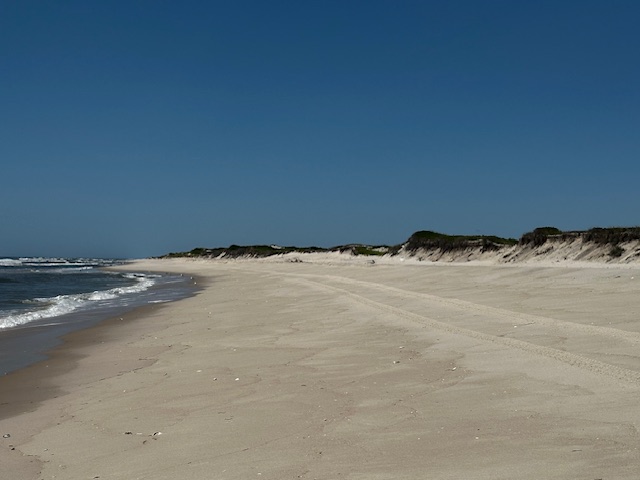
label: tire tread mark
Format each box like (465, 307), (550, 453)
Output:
(290, 275), (640, 386)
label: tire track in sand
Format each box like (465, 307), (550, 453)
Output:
(313, 274), (640, 345)
(281, 273), (640, 386)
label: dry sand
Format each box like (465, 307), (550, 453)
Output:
(2, 256), (640, 479)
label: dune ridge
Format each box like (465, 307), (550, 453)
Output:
(162, 226), (640, 265)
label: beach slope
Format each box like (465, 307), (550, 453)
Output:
(3, 257), (640, 479)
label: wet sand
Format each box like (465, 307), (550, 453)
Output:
(2, 257), (640, 479)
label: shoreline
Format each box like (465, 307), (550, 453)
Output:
(0, 266), (201, 377)
(0, 300), (177, 477)
(0, 266), (204, 478)
(0, 284), (203, 478)
(0, 264), (207, 414)
(3, 258), (640, 479)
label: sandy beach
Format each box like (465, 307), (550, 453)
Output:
(3, 256), (640, 479)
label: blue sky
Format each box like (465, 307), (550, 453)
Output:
(2, 1), (639, 258)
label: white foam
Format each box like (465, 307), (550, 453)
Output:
(0, 257), (122, 273)
(0, 273), (158, 330)
(0, 296), (85, 329)
(87, 291), (118, 301)
(0, 258), (23, 267)
(2, 257), (121, 269)
(50, 266), (95, 273)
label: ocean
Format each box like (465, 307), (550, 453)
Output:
(0, 257), (195, 375)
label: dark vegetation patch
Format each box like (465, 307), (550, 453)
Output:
(163, 245), (326, 259)
(337, 245), (388, 256)
(583, 227), (640, 245)
(161, 244), (389, 259)
(520, 226), (640, 250)
(404, 231), (517, 253)
(159, 226), (640, 259)
(609, 245), (625, 258)
(520, 227), (564, 246)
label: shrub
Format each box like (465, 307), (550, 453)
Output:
(405, 231), (516, 253)
(520, 227), (563, 246)
(609, 245), (625, 258)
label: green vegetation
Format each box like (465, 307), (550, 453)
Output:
(609, 245), (625, 258)
(521, 226), (640, 247)
(217, 245), (327, 258)
(164, 247), (211, 258)
(336, 245), (388, 256)
(354, 245), (386, 256)
(583, 227), (640, 245)
(405, 230), (517, 253)
(519, 227), (564, 246)
(160, 242), (392, 259)
(158, 226), (640, 260)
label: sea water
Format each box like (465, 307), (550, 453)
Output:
(0, 257), (195, 375)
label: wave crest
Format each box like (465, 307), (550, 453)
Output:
(0, 274), (157, 329)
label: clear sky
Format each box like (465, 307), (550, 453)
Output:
(2, 1), (639, 258)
